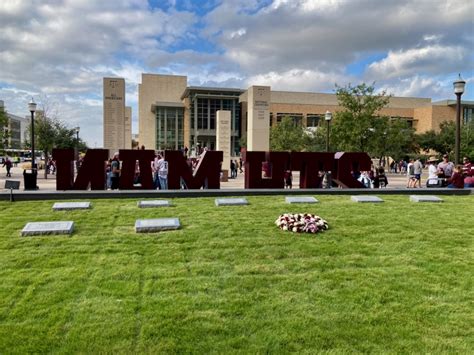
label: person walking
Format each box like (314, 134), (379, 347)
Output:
(406, 158), (415, 187)
(413, 158), (423, 188)
(3, 157), (12, 177)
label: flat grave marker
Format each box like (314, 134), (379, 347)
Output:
(135, 218), (181, 233)
(21, 221), (74, 236)
(215, 198), (249, 206)
(138, 200), (171, 208)
(410, 195), (443, 203)
(351, 196), (384, 203)
(53, 202), (91, 210)
(285, 196), (318, 204)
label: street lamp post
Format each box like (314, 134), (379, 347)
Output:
(325, 110), (332, 152)
(28, 98), (37, 169)
(453, 74), (466, 165)
(74, 126), (80, 160)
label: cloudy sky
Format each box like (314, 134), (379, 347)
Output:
(1, 0), (473, 146)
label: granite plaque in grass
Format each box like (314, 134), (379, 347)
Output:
(285, 196), (318, 204)
(138, 200), (171, 208)
(351, 196), (384, 203)
(410, 195), (443, 203)
(53, 202), (91, 210)
(215, 198), (248, 206)
(135, 218), (180, 233)
(21, 221), (74, 236)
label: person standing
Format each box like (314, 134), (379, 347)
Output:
(110, 152), (120, 190)
(406, 158), (415, 187)
(157, 155), (168, 190)
(3, 157), (12, 177)
(413, 158), (423, 188)
(152, 153), (161, 189)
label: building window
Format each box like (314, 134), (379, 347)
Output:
(155, 107), (184, 150)
(276, 113), (303, 125)
(464, 107), (473, 124)
(306, 114), (323, 128)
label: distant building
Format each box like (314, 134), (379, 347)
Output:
(103, 78), (131, 155)
(0, 100), (29, 149)
(125, 74), (474, 153)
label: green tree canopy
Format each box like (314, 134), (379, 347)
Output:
(330, 83), (416, 160)
(417, 120), (474, 159)
(270, 116), (305, 151)
(0, 105), (9, 152)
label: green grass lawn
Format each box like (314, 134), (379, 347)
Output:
(0, 195), (473, 353)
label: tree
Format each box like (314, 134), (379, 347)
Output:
(0, 105), (9, 153)
(27, 110), (88, 178)
(417, 120), (474, 159)
(330, 83), (416, 161)
(270, 116), (305, 151)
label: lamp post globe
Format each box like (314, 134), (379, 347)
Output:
(28, 98), (37, 169)
(453, 74), (466, 165)
(324, 110), (332, 152)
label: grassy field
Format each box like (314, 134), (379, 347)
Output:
(0, 195), (473, 353)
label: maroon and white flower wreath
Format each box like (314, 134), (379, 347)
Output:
(275, 213), (329, 234)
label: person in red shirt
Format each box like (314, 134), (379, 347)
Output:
(447, 165), (464, 189)
(463, 157), (474, 187)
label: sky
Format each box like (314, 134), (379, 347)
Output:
(0, 0), (473, 147)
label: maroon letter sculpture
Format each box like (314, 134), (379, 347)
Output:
(166, 150), (223, 189)
(52, 149), (75, 190)
(333, 152), (372, 188)
(119, 149), (155, 189)
(245, 151), (290, 188)
(52, 148), (372, 190)
(290, 152), (334, 188)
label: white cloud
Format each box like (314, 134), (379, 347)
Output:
(246, 69), (352, 92)
(366, 45), (470, 80)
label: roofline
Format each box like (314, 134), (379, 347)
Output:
(181, 86), (245, 100)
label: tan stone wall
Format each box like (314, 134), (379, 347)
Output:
(247, 86), (270, 151)
(124, 106), (132, 149)
(183, 97), (191, 150)
(431, 106), (456, 132)
(138, 74), (187, 150)
(103, 77), (125, 156)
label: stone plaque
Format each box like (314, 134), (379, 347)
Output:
(410, 195), (443, 203)
(53, 202), (91, 210)
(21, 221), (74, 236)
(135, 218), (180, 233)
(138, 200), (171, 208)
(351, 196), (384, 203)
(216, 110), (231, 172)
(215, 198), (249, 206)
(285, 196), (318, 204)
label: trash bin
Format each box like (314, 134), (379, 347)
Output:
(23, 169), (38, 190)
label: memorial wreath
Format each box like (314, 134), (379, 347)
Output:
(275, 213), (329, 234)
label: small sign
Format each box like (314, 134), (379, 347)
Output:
(5, 180), (20, 190)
